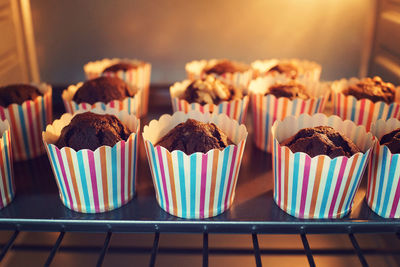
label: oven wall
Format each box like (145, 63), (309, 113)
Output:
(30, 0), (374, 84)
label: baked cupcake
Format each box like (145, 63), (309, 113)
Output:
(83, 58), (151, 117)
(272, 113), (375, 219)
(185, 59), (253, 90)
(170, 76), (249, 123)
(249, 75), (330, 153)
(142, 110), (248, 219)
(0, 83), (52, 161)
(62, 76), (141, 115)
(367, 118), (400, 218)
(0, 119), (14, 209)
(332, 76), (400, 131)
(251, 59), (321, 81)
(42, 108), (140, 213)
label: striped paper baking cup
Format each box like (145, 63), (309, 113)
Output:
(185, 59), (253, 90)
(367, 118), (400, 218)
(169, 79), (249, 124)
(83, 58), (151, 117)
(332, 77), (400, 132)
(249, 75), (330, 153)
(0, 120), (15, 209)
(42, 108), (140, 213)
(0, 83), (52, 161)
(62, 81), (142, 116)
(251, 59), (321, 81)
(142, 111), (248, 219)
(272, 113), (375, 219)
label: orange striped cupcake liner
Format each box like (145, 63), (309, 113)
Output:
(42, 108), (140, 213)
(142, 111), (248, 219)
(0, 83), (52, 161)
(272, 113), (375, 218)
(84, 58), (151, 117)
(0, 119), (15, 209)
(249, 75), (330, 153)
(169, 80), (249, 124)
(62, 81), (142, 116)
(185, 59), (253, 90)
(332, 77), (400, 132)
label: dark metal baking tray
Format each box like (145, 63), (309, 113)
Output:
(0, 85), (398, 235)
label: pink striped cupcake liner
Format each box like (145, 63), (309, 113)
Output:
(249, 76), (330, 153)
(169, 80), (249, 124)
(332, 77), (400, 132)
(367, 118), (400, 218)
(0, 83), (52, 161)
(272, 113), (375, 219)
(0, 120), (15, 209)
(251, 59), (321, 81)
(62, 81), (142, 116)
(84, 58), (151, 117)
(142, 111), (248, 219)
(185, 59), (253, 90)
(42, 108), (140, 213)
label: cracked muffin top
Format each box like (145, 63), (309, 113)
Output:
(380, 128), (400, 154)
(0, 84), (42, 106)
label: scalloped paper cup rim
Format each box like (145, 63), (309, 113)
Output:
(370, 117), (400, 142)
(271, 113), (376, 159)
(169, 79), (249, 110)
(143, 110), (248, 156)
(43, 107), (140, 153)
(83, 58), (150, 75)
(185, 59), (252, 76)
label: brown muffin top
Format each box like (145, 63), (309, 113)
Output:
(380, 128), (400, 154)
(102, 62), (142, 73)
(204, 59), (250, 75)
(56, 112), (131, 151)
(280, 126), (361, 158)
(73, 77), (136, 105)
(182, 76), (243, 105)
(155, 119), (232, 154)
(265, 81), (310, 100)
(342, 76), (396, 103)
(0, 84), (43, 106)
(267, 62), (298, 79)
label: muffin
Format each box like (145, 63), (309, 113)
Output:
(367, 118), (400, 218)
(170, 77), (249, 124)
(56, 112), (131, 151)
(156, 118), (232, 154)
(84, 58), (151, 117)
(249, 76), (330, 153)
(271, 113), (375, 219)
(43, 108), (140, 213)
(142, 111), (248, 219)
(0, 84), (42, 106)
(62, 77), (141, 115)
(0, 83), (52, 161)
(72, 77), (136, 105)
(281, 126), (361, 158)
(332, 76), (400, 131)
(251, 59), (321, 81)
(0, 119), (15, 209)
(185, 59), (253, 90)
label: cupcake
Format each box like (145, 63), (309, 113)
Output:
(272, 113), (375, 219)
(62, 76), (141, 115)
(185, 59), (253, 90)
(42, 108), (140, 213)
(0, 119), (14, 209)
(170, 76), (249, 124)
(0, 83), (52, 161)
(142, 110), (248, 219)
(251, 59), (321, 81)
(332, 76), (400, 131)
(249, 75), (330, 153)
(83, 58), (151, 117)
(367, 118), (400, 218)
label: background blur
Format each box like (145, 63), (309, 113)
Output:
(29, 0), (375, 84)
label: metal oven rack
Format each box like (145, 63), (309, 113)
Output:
(0, 86), (399, 267)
